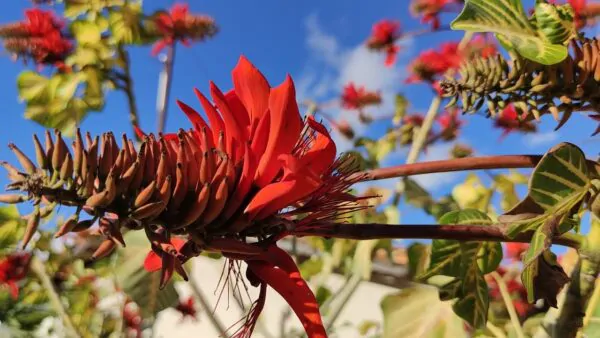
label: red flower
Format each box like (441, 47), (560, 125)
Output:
(151, 3), (218, 55)
(5, 56), (367, 338)
(366, 20), (401, 67)
(505, 243), (528, 261)
(468, 34), (497, 59)
(406, 42), (463, 84)
(0, 8), (71, 67)
(494, 105), (537, 139)
(123, 301), (142, 338)
(410, 0), (458, 30)
(437, 108), (463, 140)
(341, 83), (382, 110)
(0, 252), (31, 299)
(175, 297), (197, 321)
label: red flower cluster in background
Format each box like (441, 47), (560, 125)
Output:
(152, 3), (218, 55)
(436, 108), (463, 140)
(341, 83), (382, 110)
(406, 42), (463, 84)
(505, 243), (529, 261)
(0, 252), (31, 299)
(494, 105), (537, 140)
(123, 300), (143, 338)
(410, 0), (461, 30)
(487, 267), (535, 318)
(366, 20), (401, 67)
(175, 297), (197, 321)
(0, 9), (72, 67)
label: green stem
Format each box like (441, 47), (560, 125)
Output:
(324, 273), (362, 331)
(486, 321), (508, 338)
(30, 256), (80, 338)
(555, 217), (600, 337)
(188, 276), (228, 337)
(490, 271), (525, 338)
(117, 45), (140, 141)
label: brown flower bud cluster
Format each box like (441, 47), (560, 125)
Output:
(441, 38), (600, 135)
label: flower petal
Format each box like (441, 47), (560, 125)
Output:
(248, 261), (327, 338)
(298, 117), (337, 176)
(143, 251), (162, 272)
(254, 75), (303, 187)
(232, 56), (270, 126)
(176, 100), (211, 134)
(194, 87), (224, 146)
(210, 82), (244, 159)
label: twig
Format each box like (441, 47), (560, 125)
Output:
(294, 224), (583, 249)
(188, 276), (229, 337)
(486, 321), (508, 338)
(156, 44), (176, 134)
(30, 256), (80, 338)
(490, 271), (525, 338)
(324, 274), (362, 331)
(555, 218), (600, 337)
(116, 45), (141, 141)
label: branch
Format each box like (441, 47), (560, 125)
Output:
(30, 256), (81, 338)
(156, 44), (176, 134)
(351, 154), (599, 182)
(294, 223), (583, 249)
(117, 45), (141, 141)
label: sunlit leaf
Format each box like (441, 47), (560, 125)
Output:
(451, 0), (568, 65)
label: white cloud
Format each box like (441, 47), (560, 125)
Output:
(298, 14), (413, 153)
(523, 131), (559, 148)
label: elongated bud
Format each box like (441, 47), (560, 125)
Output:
(33, 134), (48, 170)
(0, 194), (27, 204)
(22, 207), (41, 249)
(131, 201), (165, 220)
(55, 214), (80, 238)
(134, 181), (157, 208)
(8, 143), (36, 174)
(92, 239), (116, 260)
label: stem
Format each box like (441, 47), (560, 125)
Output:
(490, 271), (525, 338)
(352, 155), (543, 182)
(294, 224), (582, 249)
(117, 45), (140, 140)
(188, 277), (228, 337)
(486, 321), (508, 338)
(324, 274), (362, 331)
(30, 256), (80, 338)
(156, 44), (176, 134)
(555, 218), (600, 337)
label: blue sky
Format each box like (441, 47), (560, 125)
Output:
(0, 1), (598, 238)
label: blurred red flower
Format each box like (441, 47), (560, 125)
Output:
(406, 42), (463, 84)
(175, 297), (197, 321)
(410, 0), (458, 30)
(494, 105), (537, 140)
(366, 20), (401, 66)
(0, 252), (31, 299)
(341, 83), (382, 110)
(152, 3), (218, 55)
(505, 243), (529, 261)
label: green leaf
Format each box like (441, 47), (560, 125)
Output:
(502, 143), (590, 237)
(299, 257), (324, 280)
(71, 20), (102, 45)
(419, 209), (499, 328)
(451, 0), (568, 65)
(108, 4), (152, 45)
(17, 71), (49, 103)
(352, 239), (379, 280)
(393, 94), (408, 126)
(380, 285), (468, 338)
(115, 231), (179, 318)
(407, 243), (429, 279)
(534, 2), (576, 44)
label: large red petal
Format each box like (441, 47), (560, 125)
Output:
(143, 251), (162, 272)
(248, 261), (327, 338)
(176, 100), (211, 133)
(225, 90), (250, 147)
(210, 82), (244, 158)
(194, 88), (224, 147)
(254, 75), (303, 187)
(298, 117), (337, 176)
(245, 174), (320, 220)
(232, 56), (270, 126)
